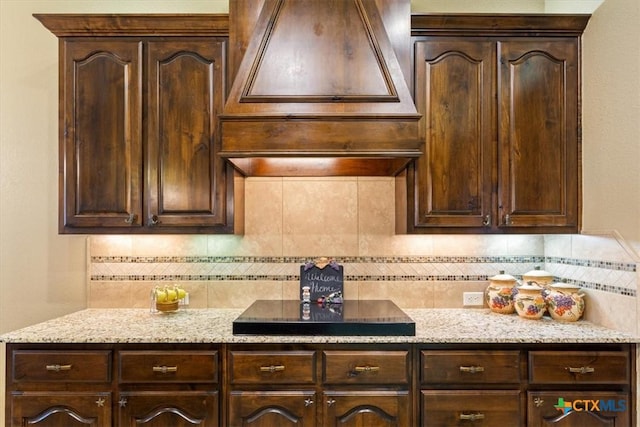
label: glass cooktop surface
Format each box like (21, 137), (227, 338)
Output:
(232, 300), (415, 336)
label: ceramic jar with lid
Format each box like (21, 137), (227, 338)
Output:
(485, 271), (518, 314)
(514, 283), (547, 320)
(545, 282), (585, 322)
(522, 266), (554, 287)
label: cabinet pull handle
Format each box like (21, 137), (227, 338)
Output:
(327, 398), (336, 407)
(504, 214), (512, 225)
(152, 365), (178, 374)
(482, 215), (491, 226)
(260, 365), (285, 373)
(354, 365), (379, 373)
(304, 398), (314, 407)
(45, 364), (72, 372)
(460, 413), (485, 421)
(568, 366), (595, 374)
(124, 213), (137, 224)
(349, 365), (380, 376)
(459, 366), (485, 374)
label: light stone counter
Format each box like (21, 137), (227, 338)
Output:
(1, 308), (637, 344)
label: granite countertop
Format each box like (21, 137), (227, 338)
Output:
(1, 308), (637, 344)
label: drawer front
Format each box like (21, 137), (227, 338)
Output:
(421, 350), (521, 385)
(229, 351), (316, 385)
(422, 390), (521, 426)
(529, 351), (629, 385)
(119, 351), (218, 383)
(12, 350), (111, 383)
(323, 350), (409, 385)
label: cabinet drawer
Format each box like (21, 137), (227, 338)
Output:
(422, 390), (521, 426)
(12, 350), (111, 383)
(229, 351), (316, 385)
(118, 351), (218, 383)
(323, 350), (409, 385)
(421, 350), (521, 385)
(529, 351), (629, 385)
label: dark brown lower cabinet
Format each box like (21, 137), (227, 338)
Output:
(228, 390), (317, 426)
(527, 391), (630, 426)
(10, 392), (112, 426)
(323, 390), (410, 427)
(5, 343), (636, 427)
(118, 391), (218, 426)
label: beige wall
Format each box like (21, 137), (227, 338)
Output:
(582, 0), (640, 254)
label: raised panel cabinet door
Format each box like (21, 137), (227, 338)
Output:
(228, 390), (316, 427)
(118, 391), (218, 427)
(497, 39), (579, 231)
(10, 391), (111, 427)
(528, 391), (630, 426)
(60, 40), (143, 231)
(412, 39), (495, 230)
(146, 39), (228, 229)
(322, 390), (410, 427)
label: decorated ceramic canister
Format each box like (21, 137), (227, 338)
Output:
(522, 266), (554, 287)
(515, 283), (547, 320)
(545, 282), (585, 322)
(485, 271), (518, 314)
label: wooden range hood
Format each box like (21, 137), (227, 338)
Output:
(220, 0), (421, 176)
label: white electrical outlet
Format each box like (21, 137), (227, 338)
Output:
(463, 291), (484, 307)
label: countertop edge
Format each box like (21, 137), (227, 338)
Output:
(1, 308), (638, 345)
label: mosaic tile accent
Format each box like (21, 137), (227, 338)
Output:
(89, 255), (637, 297)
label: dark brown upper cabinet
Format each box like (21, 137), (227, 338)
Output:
(220, 0), (422, 177)
(397, 15), (590, 234)
(34, 15), (242, 234)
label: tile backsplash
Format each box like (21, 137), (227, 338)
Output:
(87, 177), (639, 335)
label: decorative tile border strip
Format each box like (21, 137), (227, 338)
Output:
(91, 255), (548, 264)
(89, 255), (637, 297)
(546, 256), (636, 272)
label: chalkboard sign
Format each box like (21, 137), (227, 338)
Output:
(300, 258), (343, 303)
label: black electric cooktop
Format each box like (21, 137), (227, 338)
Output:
(232, 300), (415, 336)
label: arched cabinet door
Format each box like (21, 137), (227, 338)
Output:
(497, 39), (579, 232)
(322, 390), (410, 427)
(118, 391), (219, 427)
(412, 39), (494, 230)
(228, 390), (317, 427)
(527, 391), (630, 427)
(61, 40), (143, 232)
(11, 392), (111, 427)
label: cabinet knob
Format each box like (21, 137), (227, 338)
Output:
(304, 398), (314, 407)
(482, 215), (491, 226)
(149, 215), (160, 226)
(504, 214), (512, 225)
(327, 398), (336, 407)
